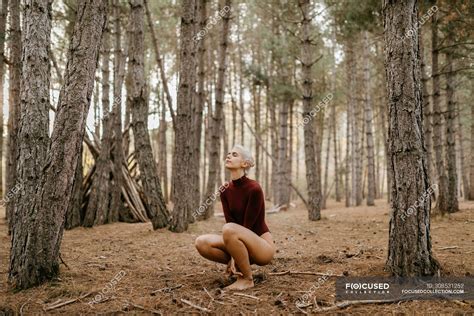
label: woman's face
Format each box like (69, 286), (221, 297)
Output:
(225, 147), (249, 170)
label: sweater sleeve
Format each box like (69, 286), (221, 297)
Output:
(220, 192), (235, 223)
(243, 186), (265, 231)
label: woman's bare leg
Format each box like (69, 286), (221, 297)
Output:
(195, 234), (231, 264)
(222, 223), (275, 290)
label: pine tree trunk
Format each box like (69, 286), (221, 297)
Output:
(94, 82), (100, 136)
(331, 26), (340, 202)
(277, 72), (291, 208)
(431, 8), (448, 213)
(65, 146), (83, 229)
(383, 0), (439, 276)
(363, 31), (376, 206)
(170, 0), (197, 229)
(322, 113), (331, 209)
(189, 0), (208, 219)
(420, 30), (433, 188)
(11, 0), (51, 241)
(353, 44), (363, 206)
(299, 0), (321, 221)
(444, 48), (459, 213)
(345, 96), (351, 207)
(457, 103), (469, 200)
(469, 84), (474, 200)
(159, 89), (169, 203)
(127, 0), (169, 230)
(5, 0), (21, 233)
(9, 0), (107, 289)
(347, 42), (357, 207)
(200, 0), (231, 220)
(109, 0), (126, 222)
(85, 18), (113, 227)
(0, 0), (8, 198)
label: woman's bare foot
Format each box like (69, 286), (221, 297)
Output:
(224, 276), (254, 290)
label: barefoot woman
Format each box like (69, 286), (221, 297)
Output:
(195, 145), (276, 290)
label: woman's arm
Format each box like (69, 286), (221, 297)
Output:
(220, 192), (235, 223)
(242, 186), (265, 231)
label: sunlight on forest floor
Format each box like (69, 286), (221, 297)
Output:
(1, 200), (473, 314)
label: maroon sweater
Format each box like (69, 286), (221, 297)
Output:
(220, 175), (270, 236)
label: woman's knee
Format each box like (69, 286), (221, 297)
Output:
(195, 235), (208, 253)
(222, 223), (239, 243)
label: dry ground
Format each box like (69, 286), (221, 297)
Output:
(1, 199), (473, 314)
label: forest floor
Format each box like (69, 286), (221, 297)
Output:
(1, 199), (473, 315)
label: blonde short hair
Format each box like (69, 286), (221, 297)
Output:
(233, 144), (255, 174)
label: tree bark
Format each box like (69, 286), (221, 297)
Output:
(127, 0), (169, 230)
(347, 41), (356, 207)
(299, 0), (321, 221)
(470, 82), (474, 200)
(277, 63), (291, 207)
(420, 29), (433, 188)
(383, 0), (439, 276)
(170, 0), (198, 230)
(444, 48), (459, 213)
(109, 0), (126, 222)
(189, 0), (208, 222)
(200, 0), (231, 221)
(84, 15), (113, 226)
(5, 0), (21, 233)
(363, 31), (376, 206)
(431, 7), (448, 213)
(9, 0), (107, 289)
(0, 0), (8, 198)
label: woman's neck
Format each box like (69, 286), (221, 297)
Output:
(230, 169), (245, 180)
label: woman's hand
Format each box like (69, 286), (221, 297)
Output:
(226, 258), (243, 277)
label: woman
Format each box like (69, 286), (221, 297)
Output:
(195, 145), (276, 290)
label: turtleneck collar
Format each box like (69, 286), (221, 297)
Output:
(232, 174), (249, 186)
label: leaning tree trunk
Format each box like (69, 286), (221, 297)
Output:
(127, 0), (169, 230)
(383, 0), (439, 276)
(431, 7), (448, 214)
(84, 19), (113, 227)
(65, 145), (83, 229)
(0, 0), (8, 198)
(444, 48), (459, 213)
(363, 31), (376, 206)
(9, 0), (107, 290)
(5, 0), (21, 233)
(299, 0), (321, 221)
(200, 0), (231, 221)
